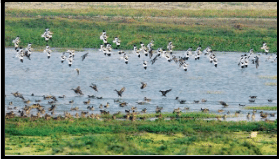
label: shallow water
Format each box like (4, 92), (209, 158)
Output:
(4, 48), (277, 121)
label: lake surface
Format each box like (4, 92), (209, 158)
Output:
(4, 48), (277, 121)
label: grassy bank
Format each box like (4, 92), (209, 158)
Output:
(5, 8), (277, 52)
(244, 106), (277, 111)
(5, 115), (277, 155)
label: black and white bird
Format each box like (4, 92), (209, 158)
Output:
(133, 45), (140, 58)
(16, 47), (24, 63)
(68, 56), (73, 67)
(182, 63), (189, 71)
(100, 30), (106, 39)
(113, 37), (121, 49)
(195, 45), (202, 60)
(61, 53), (66, 63)
(213, 57), (218, 67)
(143, 60), (147, 70)
(261, 42), (269, 54)
(41, 28), (53, 42)
(12, 36), (20, 50)
(203, 46), (212, 55)
(167, 41), (174, 54)
(65, 50), (75, 58)
(124, 53), (129, 64)
(24, 43), (32, 60)
(244, 56), (249, 68)
(44, 44), (52, 59)
(105, 43), (112, 56)
(185, 47), (192, 60)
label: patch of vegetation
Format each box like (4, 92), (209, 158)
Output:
(5, 9), (277, 52)
(244, 106), (277, 110)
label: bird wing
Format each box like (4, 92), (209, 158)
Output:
(120, 87), (125, 93)
(166, 89), (172, 93)
(81, 53), (88, 61)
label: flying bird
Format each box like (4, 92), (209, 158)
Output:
(81, 52), (88, 61)
(140, 82), (147, 89)
(159, 89), (172, 96)
(90, 83), (98, 92)
(114, 87), (126, 97)
(71, 86), (84, 95)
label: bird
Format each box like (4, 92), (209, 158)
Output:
(113, 37), (121, 49)
(75, 68), (80, 75)
(261, 42), (269, 54)
(219, 101), (228, 107)
(43, 44), (52, 59)
(58, 95), (65, 98)
(114, 87), (126, 97)
(90, 83), (98, 92)
(144, 97), (151, 102)
(255, 56), (260, 69)
(213, 57), (218, 67)
(267, 99), (273, 102)
(119, 102), (128, 107)
(247, 113), (251, 120)
(140, 82), (147, 89)
(159, 89), (172, 96)
(83, 99), (90, 105)
(249, 99), (255, 103)
(193, 100), (200, 104)
(251, 112), (256, 121)
(81, 52), (88, 61)
(68, 56), (73, 67)
(87, 106), (94, 111)
(260, 111), (268, 119)
(143, 60), (147, 70)
(249, 96), (257, 99)
(12, 36), (20, 50)
(71, 86), (84, 95)
(239, 104), (245, 107)
(61, 53), (66, 63)
(151, 53), (160, 65)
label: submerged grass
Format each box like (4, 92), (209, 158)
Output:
(5, 8), (277, 52)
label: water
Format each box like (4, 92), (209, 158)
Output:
(4, 48), (277, 121)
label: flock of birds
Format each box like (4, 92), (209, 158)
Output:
(6, 28), (277, 121)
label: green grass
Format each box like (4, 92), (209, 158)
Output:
(5, 9), (277, 52)
(244, 106), (277, 111)
(5, 8), (277, 19)
(5, 116), (277, 155)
